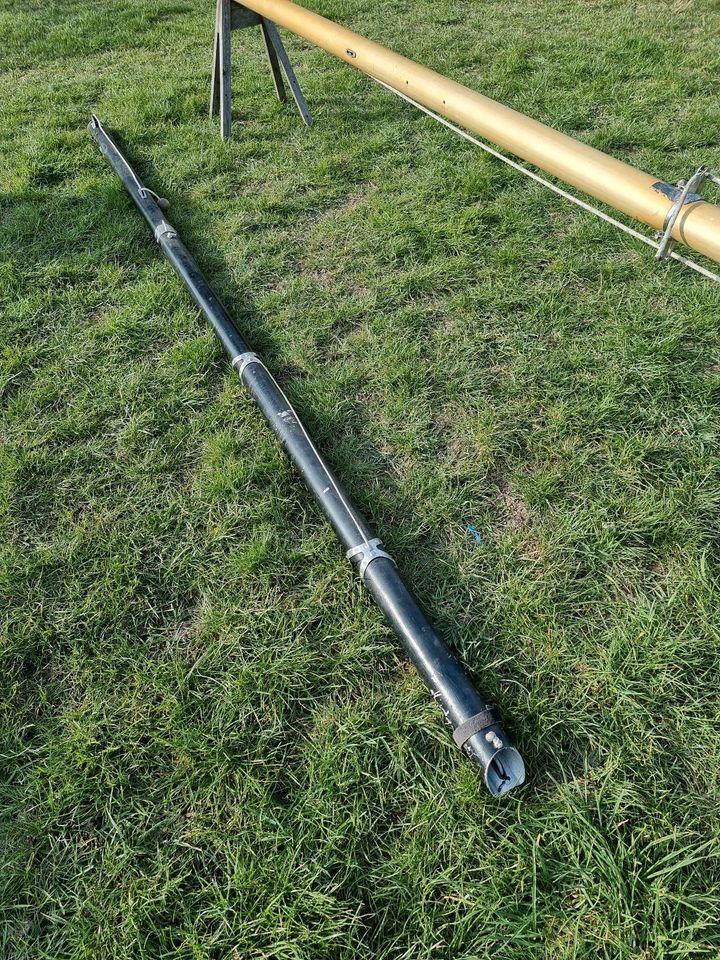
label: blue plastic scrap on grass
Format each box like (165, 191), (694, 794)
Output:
(466, 523), (484, 546)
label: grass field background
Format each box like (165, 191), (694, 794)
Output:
(2, 0), (720, 956)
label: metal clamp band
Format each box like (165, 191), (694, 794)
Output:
(231, 352), (261, 377)
(154, 220), (177, 242)
(346, 537), (395, 581)
(452, 708), (500, 747)
(653, 166), (720, 260)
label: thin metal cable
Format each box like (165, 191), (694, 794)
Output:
(370, 78), (720, 284)
(91, 115), (165, 205)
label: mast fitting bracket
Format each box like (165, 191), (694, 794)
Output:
(653, 166), (720, 260)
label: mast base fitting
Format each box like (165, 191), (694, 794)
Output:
(453, 707), (525, 796)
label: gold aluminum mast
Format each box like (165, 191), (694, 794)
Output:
(232, 0), (720, 267)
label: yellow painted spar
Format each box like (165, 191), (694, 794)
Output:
(235, 0), (720, 265)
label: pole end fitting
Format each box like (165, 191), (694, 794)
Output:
(453, 708), (525, 796)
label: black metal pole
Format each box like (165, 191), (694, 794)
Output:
(88, 115), (525, 796)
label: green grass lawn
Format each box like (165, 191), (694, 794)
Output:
(2, 0), (720, 955)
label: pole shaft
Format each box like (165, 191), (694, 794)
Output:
(89, 116), (525, 796)
(234, 0), (720, 265)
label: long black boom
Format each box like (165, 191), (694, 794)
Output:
(89, 114), (524, 796)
